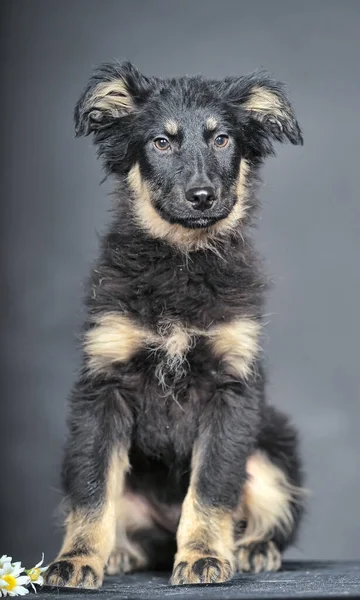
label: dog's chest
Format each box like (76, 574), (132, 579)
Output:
(133, 256), (233, 326)
(150, 322), (202, 387)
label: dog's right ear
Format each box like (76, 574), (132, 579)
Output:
(74, 61), (154, 136)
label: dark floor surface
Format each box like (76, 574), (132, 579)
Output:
(39, 561), (360, 600)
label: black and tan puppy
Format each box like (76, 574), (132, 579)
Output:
(45, 61), (304, 589)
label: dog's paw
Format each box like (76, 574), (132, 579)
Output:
(236, 540), (281, 573)
(171, 555), (234, 585)
(105, 544), (147, 575)
(44, 556), (104, 589)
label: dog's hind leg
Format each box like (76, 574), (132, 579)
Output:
(106, 491), (177, 575)
(235, 406), (305, 573)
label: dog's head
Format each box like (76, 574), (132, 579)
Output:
(75, 61), (302, 241)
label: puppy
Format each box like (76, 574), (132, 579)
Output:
(45, 61), (304, 588)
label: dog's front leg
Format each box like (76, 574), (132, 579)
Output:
(45, 377), (133, 589)
(171, 381), (259, 585)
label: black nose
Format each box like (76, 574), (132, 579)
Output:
(185, 186), (215, 211)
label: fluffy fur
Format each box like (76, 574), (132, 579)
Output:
(45, 61), (304, 589)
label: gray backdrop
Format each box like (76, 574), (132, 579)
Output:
(1, 0), (359, 566)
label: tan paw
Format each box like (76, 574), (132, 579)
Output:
(171, 555), (234, 585)
(236, 540), (281, 573)
(106, 543), (147, 575)
(44, 555), (104, 589)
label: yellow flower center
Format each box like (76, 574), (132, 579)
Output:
(29, 568), (41, 581)
(2, 574), (17, 591)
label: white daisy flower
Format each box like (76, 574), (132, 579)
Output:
(0, 562), (29, 597)
(25, 555), (47, 593)
(0, 559), (12, 571)
(0, 562), (25, 578)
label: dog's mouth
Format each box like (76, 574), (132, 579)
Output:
(174, 215), (222, 229)
(156, 202), (234, 230)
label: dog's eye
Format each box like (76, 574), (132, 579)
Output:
(154, 138), (170, 151)
(214, 134), (229, 148)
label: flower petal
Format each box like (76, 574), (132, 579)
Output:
(33, 576), (43, 587)
(10, 568), (24, 578)
(14, 578), (30, 586)
(13, 588), (29, 596)
(34, 554), (44, 569)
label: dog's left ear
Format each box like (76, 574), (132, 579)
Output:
(217, 71), (303, 145)
(75, 61), (154, 137)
